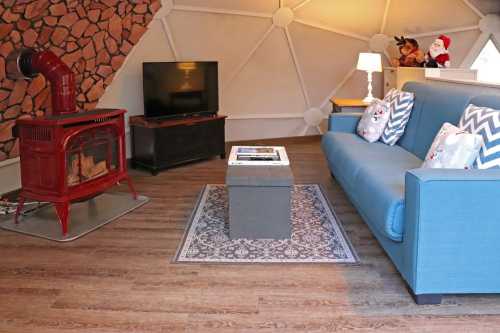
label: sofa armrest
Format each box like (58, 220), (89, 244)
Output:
(403, 168), (500, 295)
(328, 112), (362, 133)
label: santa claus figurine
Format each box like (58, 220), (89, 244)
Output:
(425, 35), (451, 68)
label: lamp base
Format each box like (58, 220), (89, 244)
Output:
(362, 96), (376, 104)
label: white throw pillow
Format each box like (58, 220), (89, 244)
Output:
(422, 122), (483, 169)
(356, 99), (391, 143)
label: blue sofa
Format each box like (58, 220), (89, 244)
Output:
(322, 82), (500, 304)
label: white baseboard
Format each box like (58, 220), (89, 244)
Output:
(225, 117), (324, 142)
(224, 113), (305, 120)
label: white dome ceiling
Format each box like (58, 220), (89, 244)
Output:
(99, 0), (497, 139)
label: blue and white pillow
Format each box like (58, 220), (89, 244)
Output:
(459, 104), (500, 169)
(380, 89), (415, 146)
(383, 88), (398, 102)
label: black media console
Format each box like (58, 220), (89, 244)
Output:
(130, 115), (226, 175)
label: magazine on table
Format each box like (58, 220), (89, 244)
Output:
(228, 146), (289, 166)
(236, 147), (277, 156)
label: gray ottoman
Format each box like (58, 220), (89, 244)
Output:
(226, 165), (294, 240)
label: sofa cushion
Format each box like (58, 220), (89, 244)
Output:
(459, 104), (500, 169)
(322, 132), (365, 192)
(422, 122), (483, 169)
(322, 132), (422, 242)
(357, 99), (391, 143)
(398, 82), (476, 160)
(380, 89), (415, 146)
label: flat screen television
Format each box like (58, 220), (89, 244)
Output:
(142, 61), (219, 120)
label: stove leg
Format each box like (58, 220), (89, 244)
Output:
(14, 196), (25, 225)
(55, 202), (69, 236)
(126, 176), (138, 200)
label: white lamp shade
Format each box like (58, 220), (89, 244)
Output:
(357, 52), (382, 72)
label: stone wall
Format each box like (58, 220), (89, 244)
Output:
(0, 0), (161, 162)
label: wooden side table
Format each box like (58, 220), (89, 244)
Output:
(330, 98), (369, 113)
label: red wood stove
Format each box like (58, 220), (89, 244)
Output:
(8, 49), (136, 235)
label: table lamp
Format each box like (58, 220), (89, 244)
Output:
(357, 52), (382, 103)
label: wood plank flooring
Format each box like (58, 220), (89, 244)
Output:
(1, 136), (500, 332)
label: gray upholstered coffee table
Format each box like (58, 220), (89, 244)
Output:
(226, 165), (294, 240)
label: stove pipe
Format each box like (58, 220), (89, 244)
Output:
(6, 48), (76, 116)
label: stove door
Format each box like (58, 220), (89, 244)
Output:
(66, 126), (119, 187)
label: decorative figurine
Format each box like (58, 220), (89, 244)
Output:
(391, 36), (425, 67)
(425, 35), (451, 68)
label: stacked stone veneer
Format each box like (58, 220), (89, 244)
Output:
(0, 0), (161, 162)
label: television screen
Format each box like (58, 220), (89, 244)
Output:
(142, 62), (219, 119)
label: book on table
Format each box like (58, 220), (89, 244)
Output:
(236, 147), (277, 156)
(228, 146), (289, 166)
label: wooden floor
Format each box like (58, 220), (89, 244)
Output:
(1, 136), (500, 333)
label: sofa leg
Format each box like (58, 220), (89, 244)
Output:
(409, 290), (442, 305)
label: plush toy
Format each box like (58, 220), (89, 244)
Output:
(425, 35), (451, 68)
(391, 36), (425, 67)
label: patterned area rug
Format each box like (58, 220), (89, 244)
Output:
(174, 184), (358, 264)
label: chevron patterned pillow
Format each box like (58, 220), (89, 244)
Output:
(380, 90), (415, 146)
(383, 88), (398, 102)
(459, 104), (500, 169)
